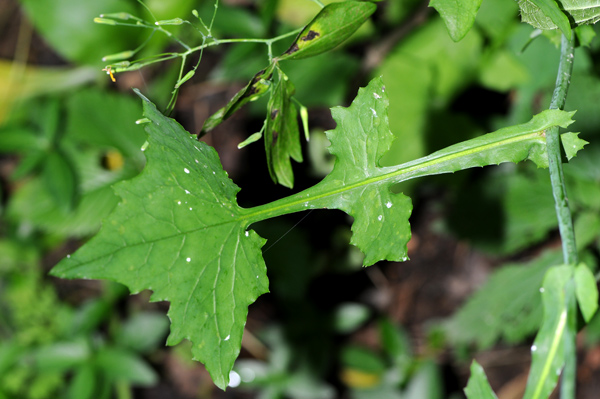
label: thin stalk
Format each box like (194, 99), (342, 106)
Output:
(547, 33), (576, 265)
(546, 33), (576, 399)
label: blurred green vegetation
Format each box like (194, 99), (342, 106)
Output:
(2, 0), (600, 397)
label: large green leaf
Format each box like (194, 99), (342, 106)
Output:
(51, 78), (577, 389)
(430, 0), (483, 42)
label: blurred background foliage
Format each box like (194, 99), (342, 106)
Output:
(1, 0), (600, 398)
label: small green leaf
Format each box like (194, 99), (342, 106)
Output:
(264, 70), (303, 187)
(201, 63), (276, 133)
(574, 263), (599, 322)
(523, 265), (572, 399)
(518, 0), (572, 38)
(464, 361), (498, 399)
(94, 347), (157, 386)
(42, 150), (78, 212)
(575, 24), (597, 47)
(430, 0), (483, 42)
(278, 1), (376, 61)
(560, 132), (588, 160)
(237, 131), (263, 149)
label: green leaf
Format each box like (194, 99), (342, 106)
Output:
(560, 132), (588, 160)
(94, 347), (157, 386)
(518, 0), (600, 34)
(575, 24), (597, 47)
(518, 0), (572, 38)
(574, 263), (599, 322)
(19, 0), (141, 65)
(464, 361), (498, 399)
(429, 0), (483, 42)
(51, 77), (576, 389)
(278, 1), (376, 61)
(201, 63), (276, 133)
(41, 150), (78, 212)
(52, 91), (270, 389)
(523, 265), (572, 399)
(264, 70), (303, 188)
(444, 250), (561, 349)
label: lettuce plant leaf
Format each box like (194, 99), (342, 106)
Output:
(51, 77), (577, 389)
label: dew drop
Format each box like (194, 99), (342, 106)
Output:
(189, 207), (193, 210)
(185, 190), (190, 194)
(177, 201), (181, 205)
(224, 334), (231, 341)
(378, 215), (383, 221)
(386, 201), (392, 208)
(245, 231), (249, 237)
(539, 287), (545, 293)
(228, 371), (241, 388)
(66, 254), (71, 258)
(184, 168), (190, 174)
(531, 345), (537, 352)
(186, 257), (191, 262)
(195, 159), (199, 163)
(212, 171), (216, 175)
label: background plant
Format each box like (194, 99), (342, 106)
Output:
(2, 0), (600, 398)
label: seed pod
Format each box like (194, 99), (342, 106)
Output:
(278, 1), (376, 61)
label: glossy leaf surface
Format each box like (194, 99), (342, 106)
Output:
(52, 77), (578, 389)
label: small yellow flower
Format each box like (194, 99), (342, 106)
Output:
(102, 66), (116, 82)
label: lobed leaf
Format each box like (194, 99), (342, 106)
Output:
(51, 77), (578, 390)
(52, 90), (270, 389)
(430, 0), (483, 42)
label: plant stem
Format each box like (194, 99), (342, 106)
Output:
(546, 33), (576, 399)
(547, 33), (576, 266)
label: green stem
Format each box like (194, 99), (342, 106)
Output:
(241, 126), (552, 223)
(546, 33), (576, 399)
(547, 33), (576, 265)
